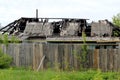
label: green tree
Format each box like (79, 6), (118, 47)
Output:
(112, 13), (120, 27)
(112, 13), (120, 36)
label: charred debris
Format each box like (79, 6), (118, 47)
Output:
(0, 17), (120, 41)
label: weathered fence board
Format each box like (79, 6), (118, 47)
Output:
(1, 43), (120, 71)
(93, 49), (99, 69)
(118, 49), (120, 71)
(113, 49), (118, 71)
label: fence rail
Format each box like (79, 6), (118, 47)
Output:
(1, 43), (120, 71)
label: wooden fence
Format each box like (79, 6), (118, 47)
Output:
(0, 43), (120, 71)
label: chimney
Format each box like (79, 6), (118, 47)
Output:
(36, 9), (38, 18)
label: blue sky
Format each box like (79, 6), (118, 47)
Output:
(0, 0), (120, 26)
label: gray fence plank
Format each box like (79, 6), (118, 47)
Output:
(0, 43), (120, 71)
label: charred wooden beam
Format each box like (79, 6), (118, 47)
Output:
(0, 17), (39, 34)
(38, 17), (89, 20)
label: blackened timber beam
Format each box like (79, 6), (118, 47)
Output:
(0, 20), (17, 31)
(38, 17), (89, 20)
(20, 17), (89, 20)
(2, 20), (19, 34)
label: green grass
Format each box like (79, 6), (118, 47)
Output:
(0, 68), (120, 80)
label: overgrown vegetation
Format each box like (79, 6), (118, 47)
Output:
(0, 33), (119, 80)
(0, 34), (19, 68)
(10, 35), (19, 43)
(0, 49), (12, 68)
(112, 13), (120, 36)
(81, 32), (88, 69)
(0, 69), (120, 80)
(0, 34), (19, 44)
(113, 30), (120, 37)
(112, 13), (120, 27)
(73, 32), (88, 70)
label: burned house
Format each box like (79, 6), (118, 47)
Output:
(0, 17), (91, 39)
(91, 20), (113, 37)
(0, 17), (120, 41)
(1, 16), (120, 71)
(24, 22), (53, 37)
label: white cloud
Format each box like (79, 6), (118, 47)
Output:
(0, 0), (120, 26)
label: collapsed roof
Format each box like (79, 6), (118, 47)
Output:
(0, 17), (120, 40)
(0, 17), (89, 39)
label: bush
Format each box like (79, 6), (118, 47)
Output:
(0, 50), (12, 68)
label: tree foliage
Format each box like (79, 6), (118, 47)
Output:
(0, 50), (12, 68)
(112, 13), (120, 27)
(112, 13), (120, 37)
(0, 34), (13, 68)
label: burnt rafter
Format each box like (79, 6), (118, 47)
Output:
(0, 17), (39, 34)
(2, 17), (120, 38)
(0, 17), (88, 35)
